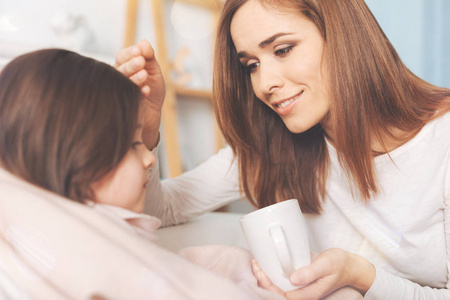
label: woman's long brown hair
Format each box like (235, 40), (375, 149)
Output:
(213, 0), (450, 213)
(0, 49), (142, 203)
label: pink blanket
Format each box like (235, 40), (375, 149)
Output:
(0, 167), (278, 299)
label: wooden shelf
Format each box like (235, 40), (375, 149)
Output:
(125, 0), (223, 178)
(176, 0), (223, 11)
(174, 85), (212, 99)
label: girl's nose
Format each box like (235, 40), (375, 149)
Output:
(142, 147), (156, 170)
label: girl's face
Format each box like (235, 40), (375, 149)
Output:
(90, 124), (155, 213)
(230, 0), (331, 134)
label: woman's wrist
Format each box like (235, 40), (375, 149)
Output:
(347, 252), (376, 294)
(142, 108), (161, 150)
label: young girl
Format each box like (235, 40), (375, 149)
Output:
(0, 47), (162, 236)
(0, 49), (286, 300)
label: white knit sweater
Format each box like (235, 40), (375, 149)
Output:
(145, 112), (450, 299)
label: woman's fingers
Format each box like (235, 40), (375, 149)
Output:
(115, 55), (146, 79)
(114, 40), (154, 80)
(137, 39), (156, 62)
(286, 248), (373, 300)
(140, 85), (151, 96)
(290, 254), (332, 286)
(115, 43), (141, 66)
(251, 259), (286, 296)
(128, 69), (149, 86)
(286, 277), (335, 300)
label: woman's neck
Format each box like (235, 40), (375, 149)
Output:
(371, 126), (421, 154)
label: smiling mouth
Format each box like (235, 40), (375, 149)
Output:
(274, 91), (303, 108)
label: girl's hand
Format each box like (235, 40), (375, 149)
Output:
(115, 40), (165, 149)
(286, 248), (375, 299)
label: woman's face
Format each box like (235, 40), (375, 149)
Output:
(230, 0), (330, 133)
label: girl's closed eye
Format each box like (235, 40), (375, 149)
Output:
(131, 141), (143, 148)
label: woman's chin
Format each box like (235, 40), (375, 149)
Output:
(284, 121), (310, 134)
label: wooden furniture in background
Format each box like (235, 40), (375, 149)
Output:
(124, 0), (224, 178)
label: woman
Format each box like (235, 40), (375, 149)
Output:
(117, 0), (450, 298)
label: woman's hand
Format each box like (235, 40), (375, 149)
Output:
(115, 40), (166, 149)
(115, 39), (165, 110)
(253, 248), (375, 300)
(287, 248), (374, 299)
(252, 259), (286, 297)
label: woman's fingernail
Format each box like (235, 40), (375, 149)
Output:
(290, 273), (301, 284)
(252, 259), (264, 279)
(137, 71), (145, 80)
(133, 58), (141, 68)
(251, 259), (259, 272)
(256, 270), (264, 281)
(131, 46), (140, 56)
(253, 260), (266, 282)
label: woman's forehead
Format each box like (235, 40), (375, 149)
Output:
(230, 1), (316, 50)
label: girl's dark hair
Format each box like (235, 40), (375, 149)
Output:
(214, 0), (450, 213)
(0, 49), (142, 202)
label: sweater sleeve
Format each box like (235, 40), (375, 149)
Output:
(143, 145), (244, 227)
(364, 267), (450, 300)
(365, 157), (450, 299)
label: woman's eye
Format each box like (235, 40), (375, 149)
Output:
(274, 46), (294, 57)
(246, 62), (260, 74)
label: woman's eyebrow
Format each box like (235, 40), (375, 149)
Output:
(236, 32), (294, 59)
(237, 51), (249, 59)
(258, 32), (293, 48)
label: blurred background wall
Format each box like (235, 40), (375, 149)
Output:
(0, 0), (448, 211)
(366, 0), (449, 89)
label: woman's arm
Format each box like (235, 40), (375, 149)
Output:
(143, 145), (243, 227)
(364, 267), (450, 300)
(362, 183), (450, 300)
(115, 40), (243, 226)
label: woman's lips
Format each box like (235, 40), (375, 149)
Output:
(274, 91), (303, 116)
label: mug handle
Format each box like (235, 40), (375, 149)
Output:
(269, 225), (295, 276)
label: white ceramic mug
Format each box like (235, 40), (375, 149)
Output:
(240, 199), (311, 291)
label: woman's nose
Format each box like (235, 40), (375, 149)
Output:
(257, 63), (283, 95)
(142, 147), (156, 170)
